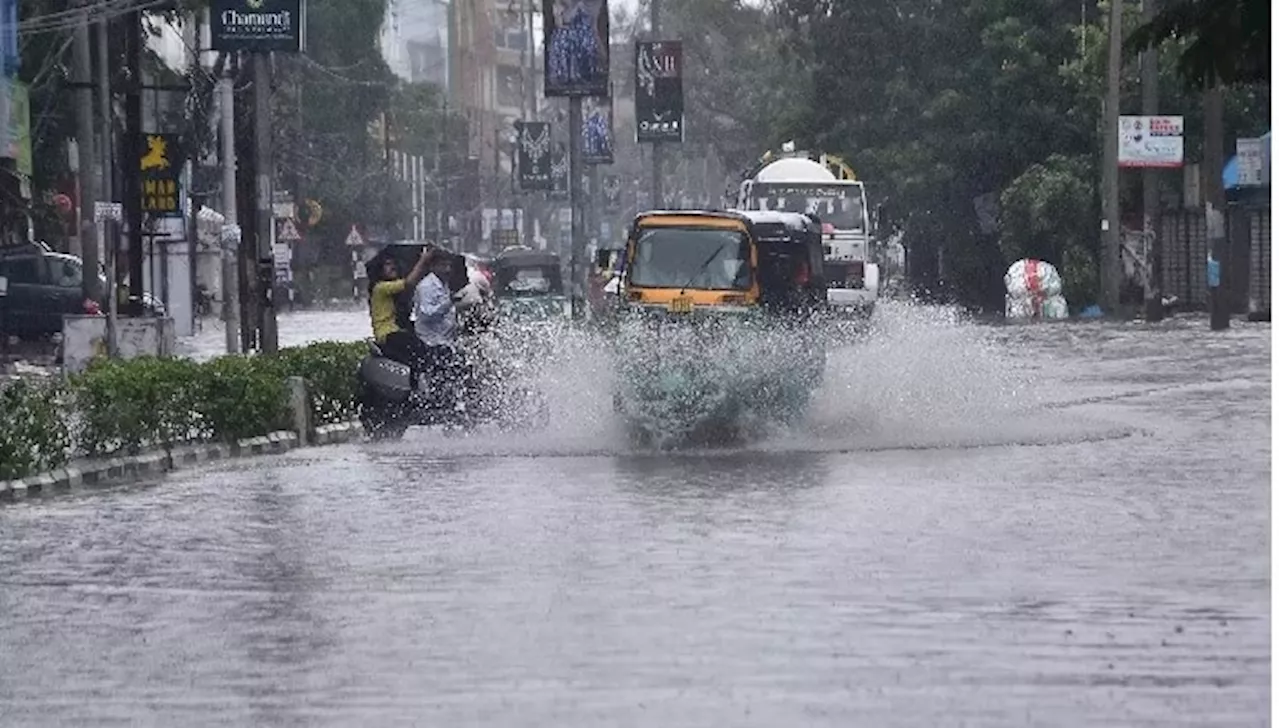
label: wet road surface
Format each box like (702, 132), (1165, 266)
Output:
(0, 304), (1269, 726)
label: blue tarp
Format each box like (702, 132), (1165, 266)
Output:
(1222, 131), (1270, 189)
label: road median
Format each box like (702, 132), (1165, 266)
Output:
(1, 341), (371, 502)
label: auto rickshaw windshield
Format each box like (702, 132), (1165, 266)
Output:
(629, 227), (751, 291)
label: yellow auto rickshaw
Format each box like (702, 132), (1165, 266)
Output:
(596, 209), (828, 319)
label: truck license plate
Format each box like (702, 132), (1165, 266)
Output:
(668, 296), (693, 313)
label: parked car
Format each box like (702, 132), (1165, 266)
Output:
(0, 246), (163, 340)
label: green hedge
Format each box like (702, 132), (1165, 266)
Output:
(1, 340), (369, 480)
(0, 379), (72, 481)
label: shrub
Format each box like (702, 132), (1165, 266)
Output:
(271, 341), (366, 426)
(194, 354), (290, 442)
(0, 378), (71, 481)
(73, 357), (205, 456)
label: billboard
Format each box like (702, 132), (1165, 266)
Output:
(581, 91), (614, 165)
(635, 41), (683, 143)
(211, 0), (306, 53)
(542, 0), (610, 97)
(1119, 115), (1184, 168)
(515, 121), (552, 191)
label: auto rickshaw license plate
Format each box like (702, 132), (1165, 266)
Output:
(668, 296), (694, 314)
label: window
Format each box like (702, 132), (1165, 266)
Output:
(629, 228), (751, 291)
(494, 26), (527, 52)
(750, 183), (867, 230)
(496, 65), (523, 109)
(0, 256), (40, 284)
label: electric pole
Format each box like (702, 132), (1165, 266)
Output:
(97, 17), (117, 356)
(72, 2), (100, 302)
(522, 0), (537, 248)
(219, 65), (240, 353)
(568, 97), (584, 318)
(1100, 0), (1123, 314)
(1204, 83), (1229, 330)
(252, 53), (278, 353)
(1140, 0), (1163, 322)
(123, 7), (144, 316)
(649, 0), (664, 210)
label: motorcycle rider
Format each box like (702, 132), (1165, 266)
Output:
(368, 245), (433, 372)
(413, 249), (467, 407)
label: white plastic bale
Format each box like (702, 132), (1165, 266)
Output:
(1005, 259), (1063, 298)
(1041, 295), (1070, 320)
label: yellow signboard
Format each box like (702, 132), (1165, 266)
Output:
(139, 133), (182, 216)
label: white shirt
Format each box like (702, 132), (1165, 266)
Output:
(413, 272), (457, 347)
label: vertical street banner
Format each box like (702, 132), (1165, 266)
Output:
(581, 90), (615, 165)
(549, 143), (569, 200)
(635, 41), (683, 143)
(542, 0), (610, 97)
(0, 0), (17, 76)
(515, 121), (552, 190)
(602, 174), (621, 212)
(138, 133), (183, 218)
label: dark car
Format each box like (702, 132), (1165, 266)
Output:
(0, 247), (164, 339)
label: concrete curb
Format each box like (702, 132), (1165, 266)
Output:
(0, 422), (362, 503)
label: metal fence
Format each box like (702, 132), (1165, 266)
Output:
(1160, 206), (1270, 311)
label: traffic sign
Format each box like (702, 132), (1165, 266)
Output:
(345, 225), (364, 247)
(276, 217), (302, 242)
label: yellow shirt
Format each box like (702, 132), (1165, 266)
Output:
(370, 279), (406, 342)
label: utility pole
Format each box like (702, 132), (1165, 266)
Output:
(1100, 0), (1122, 313)
(72, 2), (99, 303)
(493, 126), (504, 241)
(1140, 0), (1163, 322)
(252, 54), (277, 353)
(96, 17), (117, 356)
(219, 65), (240, 353)
(568, 97), (584, 318)
(1204, 83), (1229, 330)
(649, 0), (664, 210)
(124, 8), (144, 316)
(522, 0), (537, 248)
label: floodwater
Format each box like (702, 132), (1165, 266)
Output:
(0, 302), (1270, 726)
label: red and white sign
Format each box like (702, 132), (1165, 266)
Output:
(1120, 115), (1184, 168)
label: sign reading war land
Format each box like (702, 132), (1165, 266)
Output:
(139, 133), (182, 217)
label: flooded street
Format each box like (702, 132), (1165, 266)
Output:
(0, 303), (1269, 726)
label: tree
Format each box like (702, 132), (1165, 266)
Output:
(1125, 0), (1269, 89)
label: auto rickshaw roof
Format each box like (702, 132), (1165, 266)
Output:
(632, 209), (819, 235)
(494, 248), (561, 268)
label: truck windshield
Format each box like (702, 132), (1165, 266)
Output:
(747, 183), (866, 230)
(629, 227), (751, 290)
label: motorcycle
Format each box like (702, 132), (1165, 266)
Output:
(356, 287), (550, 440)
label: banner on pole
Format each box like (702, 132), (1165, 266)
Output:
(602, 174), (621, 212)
(635, 41), (684, 143)
(581, 90), (614, 165)
(542, 0), (610, 97)
(515, 121), (552, 190)
(549, 143), (569, 200)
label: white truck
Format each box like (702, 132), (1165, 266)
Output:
(733, 143), (879, 315)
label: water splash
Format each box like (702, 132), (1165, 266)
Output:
(379, 299), (1120, 457)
